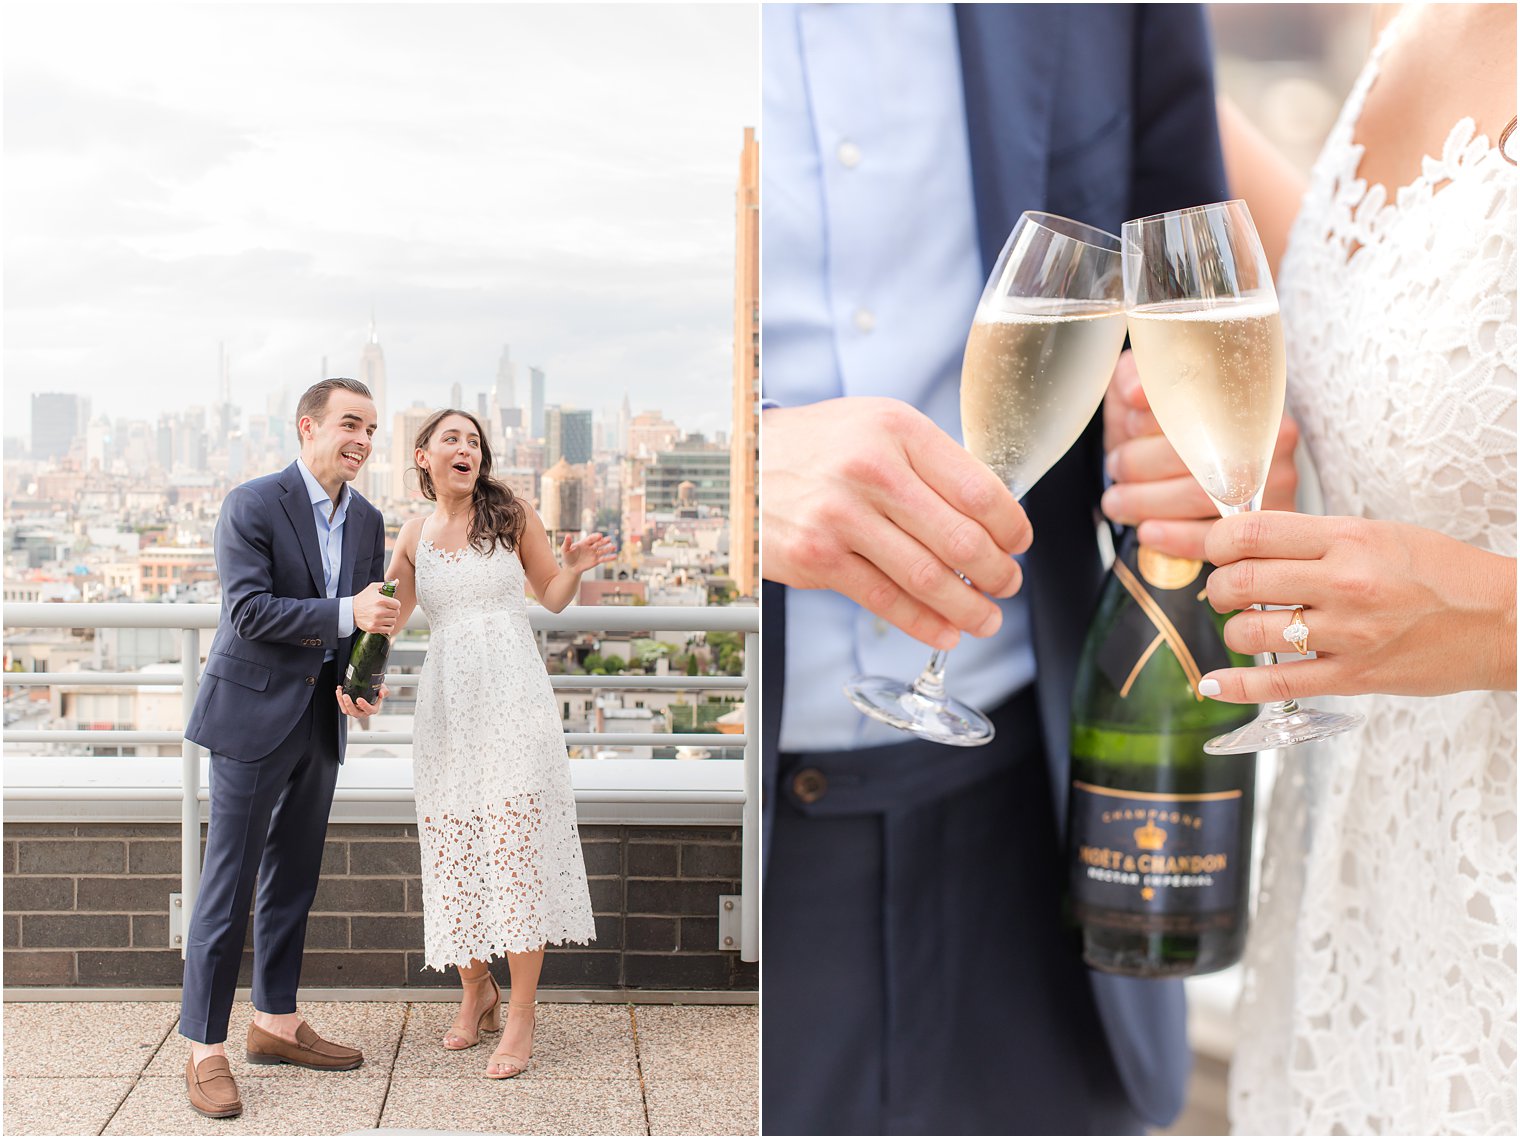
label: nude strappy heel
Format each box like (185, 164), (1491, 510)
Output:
(484, 999), (536, 1078)
(442, 970), (501, 1050)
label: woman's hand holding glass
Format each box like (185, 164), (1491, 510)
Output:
(1199, 511), (1518, 700)
(1121, 198), (1363, 753)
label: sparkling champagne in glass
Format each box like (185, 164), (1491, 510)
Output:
(845, 213), (1127, 745)
(1121, 200), (1362, 753)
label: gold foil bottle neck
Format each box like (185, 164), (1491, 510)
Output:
(1137, 545), (1203, 590)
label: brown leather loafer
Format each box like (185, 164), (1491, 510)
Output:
(185, 1055), (242, 1118)
(246, 1020), (363, 1071)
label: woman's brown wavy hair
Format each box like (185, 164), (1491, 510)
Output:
(413, 409), (526, 554)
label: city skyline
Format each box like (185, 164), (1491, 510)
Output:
(4, 4), (757, 441)
(12, 324), (722, 456)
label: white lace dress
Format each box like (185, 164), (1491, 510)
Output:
(411, 535), (595, 968)
(1228, 14), (1518, 1136)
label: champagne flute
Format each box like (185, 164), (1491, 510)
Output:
(845, 212), (1128, 745)
(1121, 199), (1362, 754)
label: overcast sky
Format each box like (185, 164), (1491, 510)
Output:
(4, 3), (757, 444)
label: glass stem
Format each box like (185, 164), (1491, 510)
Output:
(1252, 604), (1300, 716)
(911, 649), (950, 700)
(1218, 496), (1300, 717)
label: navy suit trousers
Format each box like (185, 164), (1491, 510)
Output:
(762, 689), (1142, 1136)
(180, 660), (340, 1044)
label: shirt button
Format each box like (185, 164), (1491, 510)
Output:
(792, 768), (828, 805)
(853, 308), (876, 334)
(873, 617), (890, 637)
(837, 140), (861, 168)
(305, 676), (316, 685)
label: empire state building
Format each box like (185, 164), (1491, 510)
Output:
(357, 315), (389, 501)
(358, 315), (388, 429)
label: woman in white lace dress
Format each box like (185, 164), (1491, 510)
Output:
(1148, 6), (1514, 1134)
(1102, 5), (1512, 1132)
(384, 408), (613, 1078)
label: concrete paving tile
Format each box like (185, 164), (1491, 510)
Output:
(394, 1002), (638, 1080)
(102, 1075), (388, 1136)
(143, 1001), (405, 1080)
(2, 1002), (178, 1077)
(632, 1006), (757, 1081)
(381, 1076), (647, 1135)
(645, 1078), (758, 1137)
(3, 1077), (135, 1136)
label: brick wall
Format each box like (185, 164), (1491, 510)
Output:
(3, 822), (755, 991)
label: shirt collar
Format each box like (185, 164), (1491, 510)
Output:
(295, 457), (348, 522)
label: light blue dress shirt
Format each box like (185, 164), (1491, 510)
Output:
(764, 3), (1037, 751)
(295, 457), (356, 660)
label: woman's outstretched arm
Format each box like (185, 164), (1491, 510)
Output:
(519, 504), (616, 614)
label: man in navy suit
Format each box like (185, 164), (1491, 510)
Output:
(179, 378), (399, 1118)
(762, 5), (1234, 1133)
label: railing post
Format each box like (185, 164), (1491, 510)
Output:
(179, 627), (202, 957)
(740, 630), (759, 963)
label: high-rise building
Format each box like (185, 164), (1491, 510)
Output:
(729, 126), (760, 597)
(156, 417), (174, 471)
(85, 417), (111, 469)
(545, 406), (593, 466)
(227, 433), (245, 482)
(450, 382), (463, 410)
(391, 404), (437, 502)
(30, 393), (89, 461)
(358, 314), (388, 429)
(514, 437), (547, 476)
(496, 345), (517, 413)
(124, 421), (153, 473)
(183, 424), (208, 473)
(529, 366), (546, 439)
(647, 441), (731, 513)
(629, 411), (681, 459)
(619, 392), (633, 454)
(177, 407), (208, 471)
(497, 466), (539, 507)
(214, 342), (240, 442)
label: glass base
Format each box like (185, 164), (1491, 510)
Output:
(1204, 705), (1364, 755)
(843, 674), (995, 747)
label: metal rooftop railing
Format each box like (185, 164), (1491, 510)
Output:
(2, 602), (759, 963)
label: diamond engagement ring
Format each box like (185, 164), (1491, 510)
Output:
(1282, 607), (1310, 655)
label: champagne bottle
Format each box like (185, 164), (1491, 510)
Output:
(342, 580), (397, 703)
(1066, 531), (1257, 977)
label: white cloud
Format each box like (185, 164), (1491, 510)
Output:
(3, 2), (757, 440)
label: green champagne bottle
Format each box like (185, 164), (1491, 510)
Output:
(342, 580), (397, 704)
(1066, 531), (1257, 977)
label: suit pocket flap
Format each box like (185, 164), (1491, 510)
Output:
(203, 652), (271, 692)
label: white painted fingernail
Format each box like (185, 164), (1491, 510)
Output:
(1198, 679), (1222, 697)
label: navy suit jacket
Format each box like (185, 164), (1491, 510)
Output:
(185, 461), (387, 763)
(762, 4), (1229, 1126)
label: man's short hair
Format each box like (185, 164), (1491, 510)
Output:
(296, 378), (374, 433)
